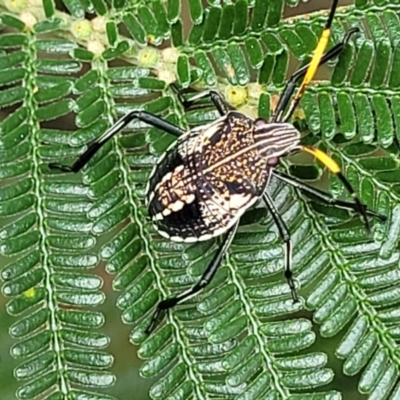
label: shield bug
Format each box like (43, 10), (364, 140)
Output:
(50, 0), (386, 332)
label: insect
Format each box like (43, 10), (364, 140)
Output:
(50, 0), (386, 333)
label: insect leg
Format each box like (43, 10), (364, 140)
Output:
(273, 27), (359, 123)
(301, 146), (374, 233)
(262, 192), (298, 303)
(49, 111), (185, 173)
(272, 170), (386, 221)
(170, 84), (228, 116)
(146, 222), (239, 334)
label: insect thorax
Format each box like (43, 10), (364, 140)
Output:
(146, 111), (300, 242)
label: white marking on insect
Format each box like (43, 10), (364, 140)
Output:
(162, 208), (172, 216)
(212, 226), (229, 237)
(168, 200), (185, 212)
(145, 152), (167, 198)
(184, 194), (195, 204)
(183, 236), (199, 243)
(170, 235), (184, 242)
(229, 193), (251, 210)
(157, 228), (170, 239)
(154, 212), (165, 220)
(197, 233), (213, 241)
(161, 172), (173, 182)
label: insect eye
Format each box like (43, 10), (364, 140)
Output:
(267, 156), (280, 167)
(254, 118), (268, 128)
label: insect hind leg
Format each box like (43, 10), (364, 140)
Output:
(263, 191), (299, 303)
(146, 222), (238, 334)
(170, 84), (228, 116)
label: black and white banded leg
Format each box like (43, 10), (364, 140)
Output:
(49, 111), (184, 173)
(262, 191), (298, 302)
(146, 222), (239, 333)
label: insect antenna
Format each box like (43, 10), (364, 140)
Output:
(302, 147), (372, 234)
(270, 1), (376, 233)
(280, 0), (340, 122)
(272, 27), (359, 123)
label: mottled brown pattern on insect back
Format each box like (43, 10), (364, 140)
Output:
(147, 112), (275, 240)
(156, 164), (197, 211)
(200, 112), (269, 200)
(152, 112), (270, 214)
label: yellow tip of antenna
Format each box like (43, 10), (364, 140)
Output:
(295, 29), (331, 100)
(302, 146), (371, 234)
(302, 146), (340, 174)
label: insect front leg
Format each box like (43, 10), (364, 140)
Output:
(49, 111), (185, 173)
(146, 222), (239, 333)
(170, 84), (228, 116)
